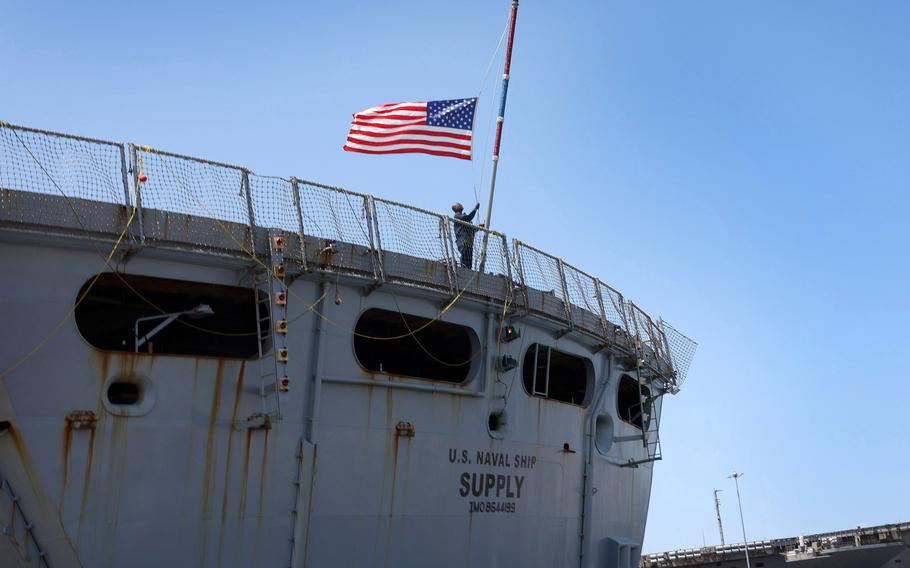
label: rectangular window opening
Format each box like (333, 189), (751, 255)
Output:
(75, 273), (265, 358)
(522, 343), (590, 406)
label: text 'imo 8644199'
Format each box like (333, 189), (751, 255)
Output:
(0, 121), (696, 567)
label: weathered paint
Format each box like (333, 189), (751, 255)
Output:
(302, 444), (318, 568)
(199, 359), (225, 567)
(257, 428), (270, 520)
(202, 360), (226, 520)
(0, 216), (674, 567)
(238, 429), (252, 519)
(76, 426), (95, 542)
(216, 362), (246, 567)
(61, 417), (73, 511)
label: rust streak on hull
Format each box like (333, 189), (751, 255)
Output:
(238, 429), (252, 518)
(77, 427), (96, 537)
(217, 362), (245, 567)
(257, 428), (270, 519)
(202, 360), (226, 519)
(199, 359), (225, 568)
(61, 419), (73, 512)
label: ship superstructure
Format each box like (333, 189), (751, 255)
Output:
(0, 122), (695, 567)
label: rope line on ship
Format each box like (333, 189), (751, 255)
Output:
(471, 15), (510, 206)
(498, 294), (528, 408)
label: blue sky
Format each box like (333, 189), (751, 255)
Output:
(3, 0), (909, 553)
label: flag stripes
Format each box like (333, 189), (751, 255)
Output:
(343, 98), (477, 160)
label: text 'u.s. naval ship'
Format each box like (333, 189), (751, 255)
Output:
(0, 119), (696, 567)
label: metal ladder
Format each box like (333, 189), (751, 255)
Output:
(0, 477), (49, 567)
(617, 318), (664, 467)
(253, 229), (290, 420)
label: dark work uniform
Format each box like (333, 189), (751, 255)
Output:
(454, 209), (479, 269)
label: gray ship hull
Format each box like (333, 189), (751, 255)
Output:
(0, 123), (697, 567)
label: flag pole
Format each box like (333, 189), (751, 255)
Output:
(479, 0), (519, 272)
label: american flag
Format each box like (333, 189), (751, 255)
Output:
(343, 98), (477, 160)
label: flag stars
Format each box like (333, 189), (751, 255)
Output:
(427, 98), (477, 130)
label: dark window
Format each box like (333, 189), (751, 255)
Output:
(75, 273), (264, 358)
(353, 308), (475, 383)
(522, 344), (590, 405)
(617, 374), (652, 430)
(107, 382), (141, 405)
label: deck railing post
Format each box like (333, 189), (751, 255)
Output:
(500, 232), (513, 303)
(118, 143), (131, 208)
(556, 258), (572, 324)
(440, 215), (457, 293)
(290, 177), (307, 270)
(241, 169), (257, 255)
(366, 195), (385, 282)
(128, 143), (145, 243)
(512, 239), (529, 309)
(593, 278), (609, 341)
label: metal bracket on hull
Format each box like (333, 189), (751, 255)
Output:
(554, 327), (573, 339)
(234, 413), (272, 431)
(362, 280), (382, 296)
(619, 456), (661, 468)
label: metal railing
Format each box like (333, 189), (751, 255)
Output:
(0, 122), (697, 387)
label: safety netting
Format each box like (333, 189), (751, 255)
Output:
(0, 122), (698, 388)
(372, 197), (454, 291)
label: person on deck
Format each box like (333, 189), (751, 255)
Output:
(452, 202), (481, 269)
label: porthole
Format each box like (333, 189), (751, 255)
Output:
(594, 413), (615, 454)
(107, 382), (141, 405)
(487, 408), (509, 439)
(102, 375), (156, 417)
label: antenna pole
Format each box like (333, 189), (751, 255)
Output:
(479, 0), (519, 271)
(714, 489), (726, 546)
(729, 472), (751, 568)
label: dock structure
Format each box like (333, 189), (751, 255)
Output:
(642, 522), (910, 568)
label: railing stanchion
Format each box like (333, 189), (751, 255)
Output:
(593, 278), (609, 341)
(501, 232), (513, 304)
(367, 196), (384, 282)
(556, 258), (572, 323)
(290, 177), (307, 270)
(128, 143), (145, 244)
(241, 169), (257, 255)
(441, 216), (457, 293)
(118, 143), (131, 209)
